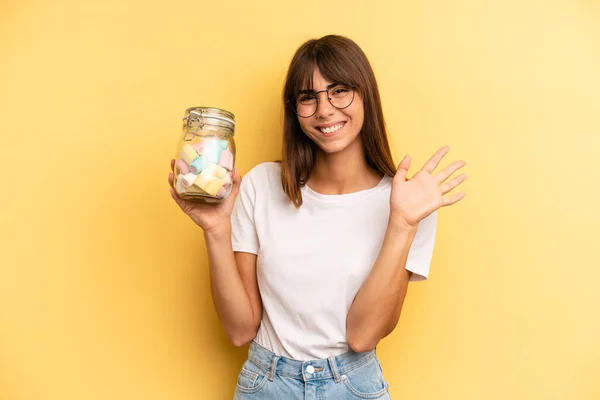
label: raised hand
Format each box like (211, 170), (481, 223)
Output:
(390, 145), (467, 229)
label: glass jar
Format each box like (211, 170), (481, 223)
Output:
(174, 107), (236, 203)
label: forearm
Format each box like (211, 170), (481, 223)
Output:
(203, 224), (255, 346)
(346, 220), (418, 352)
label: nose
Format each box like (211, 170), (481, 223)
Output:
(315, 92), (334, 119)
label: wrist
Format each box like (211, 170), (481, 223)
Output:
(203, 222), (232, 239)
(387, 215), (418, 237)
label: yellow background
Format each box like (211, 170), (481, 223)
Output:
(1, 0), (599, 399)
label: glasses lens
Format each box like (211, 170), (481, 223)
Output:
(328, 83), (354, 109)
(295, 93), (317, 117)
(293, 84), (355, 117)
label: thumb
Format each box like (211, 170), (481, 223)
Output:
(229, 168), (242, 198)
(396, 154), (411, 181)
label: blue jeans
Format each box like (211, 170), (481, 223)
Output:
(233, 340), (391, 399)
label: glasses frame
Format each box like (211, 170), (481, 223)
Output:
(288, 82), (357, 118)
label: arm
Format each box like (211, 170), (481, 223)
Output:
(345, 220), (417, 353)
(168, 162), (262, 348)
(204, 224), (262, 347)
(346, 145), (468, 352)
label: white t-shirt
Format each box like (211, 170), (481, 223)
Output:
(230, 162), (437, 361)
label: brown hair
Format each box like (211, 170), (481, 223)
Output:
(280, 35), (397, 208)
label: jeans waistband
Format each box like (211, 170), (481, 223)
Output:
(247, 340), (377, 383)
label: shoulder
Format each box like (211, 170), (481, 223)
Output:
(242, 161), (282, 187)
(237, 161), (289, 208)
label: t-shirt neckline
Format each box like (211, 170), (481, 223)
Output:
(301, 175), (391, 204)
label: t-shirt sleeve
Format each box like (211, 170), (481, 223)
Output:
(406, 210), (438, 282)
(230, 170), (260, 254)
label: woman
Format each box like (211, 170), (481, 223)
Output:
(168, 35), (467, 399)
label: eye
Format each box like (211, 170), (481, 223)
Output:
(299, 94), (316, 103)
(330, 84), (352, 97)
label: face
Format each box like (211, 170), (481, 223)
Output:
(296, 68), (364, 154)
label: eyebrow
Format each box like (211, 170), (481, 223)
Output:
(298, 82), (340, 95)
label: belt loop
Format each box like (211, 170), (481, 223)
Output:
(328, 356), (342, 383)
(268, 355), (280, 381)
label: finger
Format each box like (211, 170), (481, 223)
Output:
(171, 159), (175, 172)
(421, 145), (450, 174)
(169, 187), (185, 209)
(436, 160), (466, 184)
(230, 168), (242, 197)
(440, 173), (468, 195)
(168, 169), (187, 207)
(396, 155), (411, 181)
(442, 191), (466, 206)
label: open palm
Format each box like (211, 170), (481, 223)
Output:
(391, 146), (467, 228)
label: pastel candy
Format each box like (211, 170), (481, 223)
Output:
(221, 173), (232, 185)
(192, 142), (204, 153)
(194, 168), (213, 190)
(205, 178), (225, 196)
(216, 185), (228, 198)
(189, 155), (208, 174)
(176, 158), (189, 175)
(203, 139), (221, 163)
(175, 174), (187, 194)
(180, 144), (199, 165)
(204, 162), (217, 176)
(179, 139), (234, 199)
(186, 184), (206, 194)
(218, 139), (229, 151)
(214, 165), (227, 180)
(197, 139), (211, 152)
(219, 150), (234, 171)
(222, 172), (232, 185)
(182, 172), (198, 187)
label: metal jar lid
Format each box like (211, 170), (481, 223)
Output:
(183, 107), (236, 136)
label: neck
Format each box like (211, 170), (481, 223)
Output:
(308, 141), (383, 195)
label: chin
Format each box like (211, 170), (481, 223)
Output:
(316, 141), (346, 153)
(315, 134), (361, 155)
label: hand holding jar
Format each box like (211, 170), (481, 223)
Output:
(168, 107), (240, 232)
(168, 158), (241, 232)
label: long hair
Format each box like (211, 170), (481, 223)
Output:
(281, 35), (397, 208)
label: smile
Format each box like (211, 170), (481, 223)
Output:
(319, 122), (345, 134)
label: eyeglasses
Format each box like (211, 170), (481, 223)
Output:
(289, 82), (357, 118)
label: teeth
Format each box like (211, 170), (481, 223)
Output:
(320, 123), (344, 134)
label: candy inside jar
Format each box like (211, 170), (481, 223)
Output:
(174, 107), (236, 203)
